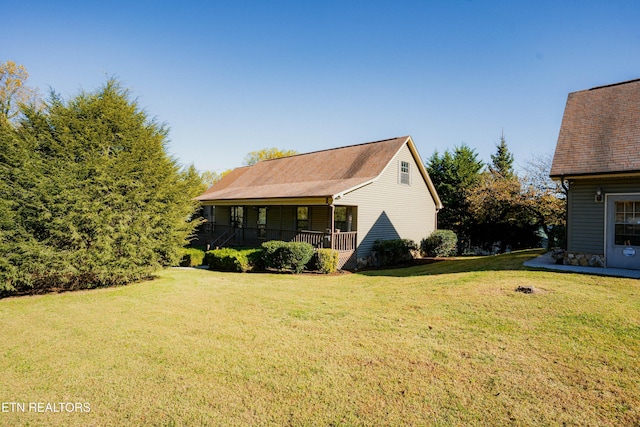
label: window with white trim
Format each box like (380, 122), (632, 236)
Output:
(257, 207), (267, 238)
(231, 206), (244, 228)
(615, 201), (640, 246)
(334, 206), (347, 232)
(399, 160), (411, 185)
(296, 207), (309, 230)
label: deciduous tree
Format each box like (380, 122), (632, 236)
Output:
(520, 153), (567, 248)
(243, 147), (297, 166)
(467, 151), (567, 251)
(201, 169), (233, 188)
(200, 147), (298, 188)
(466, 171), (539, 251)
(0, 60), (39, 125)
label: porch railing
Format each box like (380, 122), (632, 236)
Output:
(292, 230), (325, 246)
(331, 231), (357, 251)
(207, 225), (357, 251)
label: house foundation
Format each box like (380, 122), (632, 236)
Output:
(563, 252), (605, 268)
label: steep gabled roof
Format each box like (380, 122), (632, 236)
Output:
(197, 136), (441, 207)
(550, 78), (640, 178)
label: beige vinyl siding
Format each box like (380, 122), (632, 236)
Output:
(266, 206), (280, 230)
(310, 206), (330, 232)
(568, 178), (640, 254)
(336, 143), (437, 258)
(265, 206), (296, 231)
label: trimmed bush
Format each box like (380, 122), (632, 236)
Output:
(314, 249), (339, 274)
(421, 230), (458, 257)
(179, 248), (206, 267)
(372, 239), (417, 266)
(247, 248), (265, 272)
(261, 241), (289, 271)
(261, 241), (314, 273)
(206, 248), (261, 272)
(286, 242), (315, 273)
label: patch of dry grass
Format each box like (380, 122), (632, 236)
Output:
(0, 250), (639, 426)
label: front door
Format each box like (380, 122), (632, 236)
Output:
(230, 206), (244, 244)
(606, 195), (640, 269)
(257, 207), (267, 239)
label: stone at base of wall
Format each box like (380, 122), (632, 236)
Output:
(357, 251), (381, 269)
(550, 248), (565, 264)
(563, 252), (605, 268)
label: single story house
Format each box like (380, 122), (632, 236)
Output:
(550, 78), (640, 270)
(196, 136), (443, 269)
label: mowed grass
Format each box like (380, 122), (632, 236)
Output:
(0, 250), (639, 426)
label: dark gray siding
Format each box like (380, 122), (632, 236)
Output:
(568, 178), (640, 254)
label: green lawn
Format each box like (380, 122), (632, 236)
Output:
(0, 250), (639, 426)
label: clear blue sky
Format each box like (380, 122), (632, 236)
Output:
(3, 1), (640, 173)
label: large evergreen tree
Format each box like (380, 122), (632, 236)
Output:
(426, 144), (483, 251)
(0, 80), (203, 294)
(489, 133), (515, 179)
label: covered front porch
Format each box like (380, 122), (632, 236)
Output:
(197, 204), (358, 268)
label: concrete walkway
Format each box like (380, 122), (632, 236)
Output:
(524, 251), (640, 279)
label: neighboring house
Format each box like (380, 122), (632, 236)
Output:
(196, 136), (443, 269)
(550, 78), (640, 270)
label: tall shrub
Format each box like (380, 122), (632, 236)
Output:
(421, 230), (458, 257)
(0, 80), (203, 294)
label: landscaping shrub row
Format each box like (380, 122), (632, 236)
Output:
(372, 239), (418, 266)
(205, 248), (261, 272)
(204, 242), (339, 274)
(198, 230), (459, 273)
(370, 230), (458, 267)
(179, 248), (206, 267)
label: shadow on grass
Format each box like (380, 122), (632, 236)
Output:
(357, 249), (546, 277)
(0, 274), (160, 300)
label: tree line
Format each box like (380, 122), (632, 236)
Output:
(426, 134), (566, 254)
